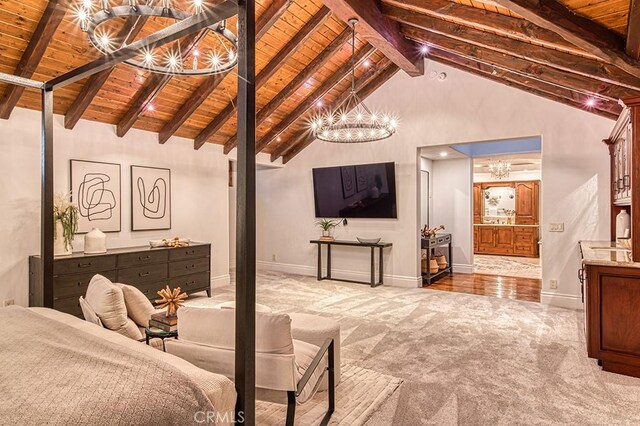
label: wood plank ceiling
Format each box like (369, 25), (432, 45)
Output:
(0, 0), (638, 163)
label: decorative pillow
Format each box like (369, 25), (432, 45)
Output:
(79, 296), (102, 327)
(85, 275), (141, 340)
(119, 283), (156, 327)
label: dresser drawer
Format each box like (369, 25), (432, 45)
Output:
(169, 257), (210, 278)
(168, 245), (210, 261)
(117, 264), (168, 285)
(169, 272), (210, 293)
(118, 250), (168, 268)
(135, 281), (166, 301)
(54, 255), (117, 275)
(54, 296), (83, 318)
(514, 233), (535, 244)
(54, 270), (117, 300)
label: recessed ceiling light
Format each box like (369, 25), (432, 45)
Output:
(440, 151), (448, 157)
(474, 164), (482, 168)
(363, 59), (371, 68)
(277, 137), (282, 142)
(421, 45), (429, 54)
(146, 104), (155, 111)
(585, 97), (596, 107)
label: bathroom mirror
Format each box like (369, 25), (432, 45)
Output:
(483, 186), (516, 222)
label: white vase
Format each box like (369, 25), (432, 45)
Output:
(54, 220), (72, 256)
(84, 228), (107, 254)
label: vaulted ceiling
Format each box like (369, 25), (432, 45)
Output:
(0, 0), (636, 163)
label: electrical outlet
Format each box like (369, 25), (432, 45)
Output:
(550, 280), (558, 290)
(3, 299), (14, 307)
(272, 254), (277, 262)
(549, 223), (565, 232)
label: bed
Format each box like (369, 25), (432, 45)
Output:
(0, 306), (237, 425)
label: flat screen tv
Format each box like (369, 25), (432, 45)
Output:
(312, 162), (397, 219)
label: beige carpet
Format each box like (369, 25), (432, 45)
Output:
(256, 364), (402, 425)
(209, 270), (640, 425)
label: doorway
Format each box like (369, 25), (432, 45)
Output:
(418, 137), (543, 303)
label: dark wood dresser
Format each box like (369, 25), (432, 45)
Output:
(29, 243), (211, 318)
(580, 241), (640, 378)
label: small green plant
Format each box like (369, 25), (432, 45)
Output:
(315, 218), (342, 231)
(53, 192), (79, 251)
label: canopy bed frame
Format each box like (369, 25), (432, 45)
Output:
(0, 0), (258, 423)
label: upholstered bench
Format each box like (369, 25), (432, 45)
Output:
(289, 313), (341, 390)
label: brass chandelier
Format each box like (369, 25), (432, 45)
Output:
(311, 19), (398, 143)
(76, 0), (238, 76)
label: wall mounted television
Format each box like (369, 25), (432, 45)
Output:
(312, 162), (397, 219)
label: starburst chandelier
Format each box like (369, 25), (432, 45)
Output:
(311, 19), (398, 143)
(76, 0), (238, 76)
(489, 159), (512, 179)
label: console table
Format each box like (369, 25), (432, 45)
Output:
(422, 233), (453, 285)
(310, 240), (392, 288)
(29, 243), (211, 318)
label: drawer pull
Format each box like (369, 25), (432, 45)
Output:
(77, 281), (83, 287)
(186, 264), (196, 269)
(138, 255), (151, 261)
(138, 272), (151, 277)
(78, 262), (92, 268)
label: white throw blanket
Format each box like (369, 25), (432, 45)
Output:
(0, 306), (217, 425)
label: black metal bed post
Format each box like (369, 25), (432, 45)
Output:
(41, 87), (54, 307)
(235, 0), (256, 424)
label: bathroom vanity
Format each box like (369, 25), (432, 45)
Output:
(473, 181), (540, 257)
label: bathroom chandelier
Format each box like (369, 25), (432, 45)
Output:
(489, 159), (512, 179)
(310, 19), (398, 143)
(76, 0), (238, 76)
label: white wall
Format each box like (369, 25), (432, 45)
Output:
(256, 61), (613, 307)
(432, 158), (473, 273)
(0, 107), (230, 307)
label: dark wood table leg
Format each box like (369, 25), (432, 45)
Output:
(448, 241), (453, 276)
(317, 243), (322, 281)
(327, 244), (332, 280)
(370, 247), (375, 287)
(379, 247), (383, 285)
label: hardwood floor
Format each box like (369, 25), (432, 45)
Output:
(424, 273), (542, 303)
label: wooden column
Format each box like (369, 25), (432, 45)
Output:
(41, 87), (54, 307)
(235, 0), (256, 423)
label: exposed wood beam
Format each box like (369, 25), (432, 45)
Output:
(401, 22), (640, 92)
(116, 30), (207, 138)
(0, 0), (66, 119)
(222, 27), (352, 153)
(65, 16), (149, 130)
(261, 45), (376, 155)
(429, 48), (621, 119)
(322, 0), (423, 76)
(383, 0), (590, 58)
(490, 0), (640, 79)
(280, 62), (400, 163)
(628, 0), (640, 60)
(158, 0), (290, 144)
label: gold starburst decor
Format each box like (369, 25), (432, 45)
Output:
(155, 286), (188, 317)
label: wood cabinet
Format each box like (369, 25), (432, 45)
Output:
(607, 109), (632, 206)
(584, 264), (640, 378)
(473, 183), (482, 224)
(29, 243), (212, 318)
(515, 181), (539, 225)
(474, 225), (539, 257)
(474, 180), (539, 225)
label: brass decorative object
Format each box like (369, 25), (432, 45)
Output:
(163, 237), (190, 248)
(155, 285), (188, 317)
(421, 224), (445, 239)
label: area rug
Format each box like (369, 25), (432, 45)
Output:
(256, 364), (402, 426)
(473, 254), (541, 279)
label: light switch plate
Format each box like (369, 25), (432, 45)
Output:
(549, 223), (564, 232)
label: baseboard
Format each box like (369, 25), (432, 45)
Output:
(211, 274), (231, 288)
(540, 291), (583, 310)
(257, 260), (421, 288)
(452, 263), (473, 274)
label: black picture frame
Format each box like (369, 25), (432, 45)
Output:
(131, 165), (172, 231)
(70, 159), (122, 234)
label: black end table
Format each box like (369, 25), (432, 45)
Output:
(145, 327), (178, 352)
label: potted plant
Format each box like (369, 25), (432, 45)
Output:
(53, 192), (79, 256)
(315, 218), (341, 241)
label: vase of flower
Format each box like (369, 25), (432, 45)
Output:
(53, 193), (78, 256)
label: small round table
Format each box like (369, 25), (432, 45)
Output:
(145, 327), (178, 352)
